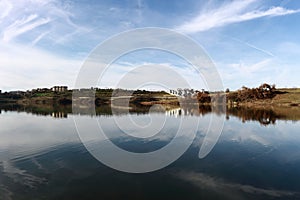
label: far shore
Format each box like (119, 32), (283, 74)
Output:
(0, 85), (299, 108)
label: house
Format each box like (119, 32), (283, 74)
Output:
(31, 88), (51, 93)
(52, 86), (68, 92)
(52, 112), (67, 118)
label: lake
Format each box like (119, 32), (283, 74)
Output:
(0, 105), (300, 200)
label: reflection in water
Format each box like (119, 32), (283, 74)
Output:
(0, 104), (300, 199)
(1, 103), (299, 126)
(226, 107), (278, 125)
(165, 107), (181, 117)
(51, 112), (67, 118)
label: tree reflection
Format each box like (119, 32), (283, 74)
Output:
(0, 103), (299, 125)
(226, 107), (280, 126)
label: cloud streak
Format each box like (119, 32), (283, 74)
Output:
(0, 0), (90, 45)
(176, 0), (300, 33)
(3, 14), (50, 42)
(229, 36), (274, 57)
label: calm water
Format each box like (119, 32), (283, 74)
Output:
(0, 105), (300, 200)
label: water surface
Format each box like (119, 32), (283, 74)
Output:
(0, 105), (300, 200)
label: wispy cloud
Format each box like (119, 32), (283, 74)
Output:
(0, 0), (12, 20)
(3, 14), (50, 42)
(30, 31), (50, 46)
(176, 171), (297, 198)
(230, 58), (272, 74)
(2, 161), (46, 188)
(229, 36), (274, 57)
(0, 0), (90, 45)
(176, 0), (300, 33)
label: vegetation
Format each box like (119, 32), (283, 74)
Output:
(227, 83), (277, 103)
(0, 84), (299, 108)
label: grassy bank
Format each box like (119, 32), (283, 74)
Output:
(228, 88), (300, 107)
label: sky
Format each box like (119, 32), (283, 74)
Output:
(0, 0), (299, 91)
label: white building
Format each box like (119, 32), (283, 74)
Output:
(52, 86), (68, 92)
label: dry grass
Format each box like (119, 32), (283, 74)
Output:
(273, 88), (300, 105)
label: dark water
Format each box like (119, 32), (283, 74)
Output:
(0, 105), (300, 200)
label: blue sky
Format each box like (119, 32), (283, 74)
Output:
(0, 0), (299, 91)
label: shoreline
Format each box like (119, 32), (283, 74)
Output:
(0, 87), (299, 108)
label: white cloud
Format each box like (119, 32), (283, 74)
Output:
(0, 42), (81, 91)
(176, 0), (300, 33)
(0, 41), (208, 91)
(217, 58), (278, 89)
